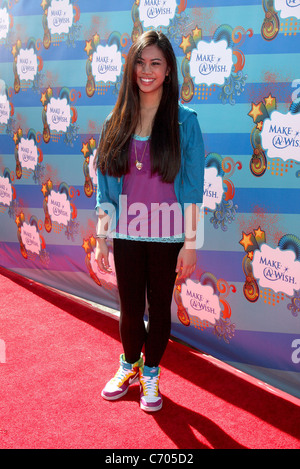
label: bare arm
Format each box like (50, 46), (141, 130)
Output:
(94, 208), (112, 273)
(176, 203), (199, 279)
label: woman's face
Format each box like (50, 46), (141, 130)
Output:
(134, 44), (170, 99)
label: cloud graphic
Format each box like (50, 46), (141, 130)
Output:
(252, 244), (300, 295)
(261, 110), (300, 162)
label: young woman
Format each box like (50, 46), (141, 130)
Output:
(95, 30), (204, 412)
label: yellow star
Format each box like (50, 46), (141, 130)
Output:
(41, 92), (47, 105)
(41, 0), (48, 9)
(180, 35), (191, 54)
(248, 102), (263, 122)
(81, 142), (89, 156)
(46, 86), (52, 97)
(13, 132), (19, 144)
(239, 232), (253, 251)
(192, 26), (202, 41)
(41, 183), (48, 196)
(82, 239), (90, 253)
(15, 215), (20, 226)
(84, 40), (93, 55)
(89, 137), (96, 149)
(256, 121), (263, 131)
(93, 33), (100, 45)
(264, 94), (275, 107)
(11, 45), (17, 56)
(254, 227), (265, 240)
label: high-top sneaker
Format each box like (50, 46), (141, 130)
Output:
(101, 354), (144, 400)
(139, 365), (162, 412)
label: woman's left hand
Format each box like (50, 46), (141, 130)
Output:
(176, 246), (197, 280)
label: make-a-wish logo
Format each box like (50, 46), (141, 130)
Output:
(261, 110), (300, 162)
(190, 40), (233, 87)
(203, 167), (224, 211)
(47, 0), (73, 35)
(0, 176), (12, 207)
(91, 44), (122, 84)
(46, 97), (71, 133)
(274, 0), (300, 19)
(139, 0), (177, 28)
(20, 222), (41, 256)
(48, 190), (71, 226)
(181, 278), (221, 325)
(0, 7), (9, 41)
(0, 94), (9, 126)
(16, 48), (38, 82)
(252, 244), (300, 296)
(18, 137), (38, 171)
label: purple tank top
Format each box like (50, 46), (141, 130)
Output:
(116, 135), (184, 241)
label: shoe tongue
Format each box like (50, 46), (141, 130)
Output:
(143, 366), (158, 377)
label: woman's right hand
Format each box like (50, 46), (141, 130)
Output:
(95, 238), (111, 273)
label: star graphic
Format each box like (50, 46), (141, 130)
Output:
(46, 86), (52, 97)
(93, 33), (100, 45)
(239, 232), (254, 251)
(192, 27), (202, 41)
(84, 40), (93, 55)
(82, 239), (90, 253)
(41, 92), (47, 105)
(264, 94), (275, 107)
(41, 183), (48, 196)
(89, 137), (96, 149)
(254, 227), (265, 240)
(41, 0), (48, 9)
(248, 102), (263, 122)
(13, 132), (19, 144)
(256, 121), (263, 131)
(81, 142), (89, 156)
(180, 35), (191, 54)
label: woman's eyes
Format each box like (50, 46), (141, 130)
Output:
(136, 60), (161, 66)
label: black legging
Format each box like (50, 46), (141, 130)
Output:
(113, 238), (183, 367)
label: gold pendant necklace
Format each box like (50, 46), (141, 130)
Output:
(134, 138), (148, 171)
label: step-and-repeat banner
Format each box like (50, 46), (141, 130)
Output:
(0, 0), (299, 399)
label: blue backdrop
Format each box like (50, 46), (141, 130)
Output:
(0, 0), (300, 399)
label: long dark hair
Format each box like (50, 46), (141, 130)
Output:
(96, 30), (181, 183)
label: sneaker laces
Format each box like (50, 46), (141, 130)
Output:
(111, 366), (133, 386)
(141, 375), (160, 401)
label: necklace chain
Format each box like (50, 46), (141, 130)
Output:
(134, 138), (149, 171)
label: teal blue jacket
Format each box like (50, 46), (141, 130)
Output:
(96, 103), (205, 221)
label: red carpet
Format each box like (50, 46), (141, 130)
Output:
(0, 266), (299, 449)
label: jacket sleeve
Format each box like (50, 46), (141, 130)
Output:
(180, 112), (205, 206)
(95, 114), (119, 219)
(96, 170), (121, 222)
